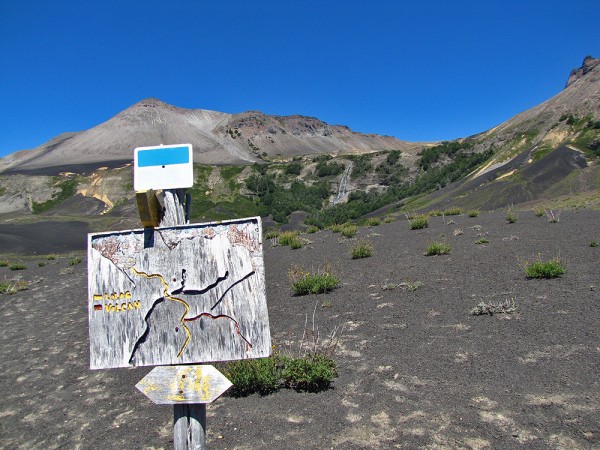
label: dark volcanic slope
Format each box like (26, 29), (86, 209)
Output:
(1, 210), (599, 449)
(0, 221), (89, 254)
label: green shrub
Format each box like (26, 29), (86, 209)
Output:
(428, 210), (443, 217)
(0, 261), (8, 267)
(47, 255), (57, 261)
(467, 210), (479, 217)
(534, 207), (545, 217)
(410, 216), (429, 230)
(341, 225), (357, 238)
(444, 207), (462, 216)
(221, 355), (284, 396)
(475, 237), (489, 245)
(68, 257), (82, 266)
(289, 238), (304, 250)
(264, 229), (281, 239)
(506, 210), (518, 223)
(281, 353), (337, 392)
(383, 216), (394, 223)
(38, 262), (46, 267)
(221, 352), (337, 396)
(9, 263), (26, 271)
(524, 258), (566, 278)
(425, 241), (451, 256)
(278, 231), (300, 246)
(328, 224), (346, 233)
(366, 217), (381, 227)
(590, 240), (599, 248)
(289, 265), (340, 295)
(306, 225), (319, 234)
(351, 240), (373, 259)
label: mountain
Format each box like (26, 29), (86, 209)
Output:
(0, 99), (418, 175)
(0, 57), (598, 227)
(407, 56), (600, 212)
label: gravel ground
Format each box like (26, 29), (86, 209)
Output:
(0, 209), (599, 449)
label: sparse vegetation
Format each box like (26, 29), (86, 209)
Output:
(590, 240), (599, 248)
(265, 229), (281, 240)
(475, 237), (489, 245)
(523, 258), (566, 278)
(341, 225), (357, 238)
(351, 240), (373, 259)
(444, 207), (462, 216)
(506, 210), (518, 223)
(289, 264), (340, 295)
(0, 276), (29, 295)
(366, 217), (381, 227)
(534, 207), (545, 217)
(470, 298), (516, 316)
(68, 257), (82, 266)
(467, 210), (479, 217)
(0, 261), (8, 267)
(278, 231), (300, 246)
(9, 263), (26, 271)
(425, 241), (451, 256)
(31, 176), (79, 214)
(410, 216), (429, 230)
(306, 225), (319, 234)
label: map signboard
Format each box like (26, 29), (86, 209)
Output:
(87, 217), (271, 370)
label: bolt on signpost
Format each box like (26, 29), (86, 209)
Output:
(87, 144), (271, 449)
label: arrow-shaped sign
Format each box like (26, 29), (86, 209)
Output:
(136, 365), (232, 404)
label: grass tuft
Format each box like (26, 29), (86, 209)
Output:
(475, 237), (489, 245)
(506, 210), (518, 223)
(444, 207), (462, 216)
(366, 217), (381, 227)
(467, 210), (479, 217)
(351, 240), (373, 259)
(289, 264), (340, 295)
(523, 258), (566, 278)
(410, 216), (429, 230)
(425, 241), (451, 256)
(9, 263), (26, 271)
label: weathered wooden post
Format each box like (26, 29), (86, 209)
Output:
(87, 144), (271, 449)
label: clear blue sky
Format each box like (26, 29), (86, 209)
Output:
(1, 0), (599, 158)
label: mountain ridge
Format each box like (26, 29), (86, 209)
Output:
(0, 98), (418, 174)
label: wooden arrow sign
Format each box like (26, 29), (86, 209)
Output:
(136, 365), (232, 404)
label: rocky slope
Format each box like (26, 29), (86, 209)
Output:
(0, 99), (418, 174)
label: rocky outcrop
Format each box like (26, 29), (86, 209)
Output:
(565, 56), (600, 88)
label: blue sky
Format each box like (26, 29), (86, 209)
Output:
(1, 0), (599, 158)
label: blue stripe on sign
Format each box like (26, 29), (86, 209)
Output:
(137, 146), (190, 167)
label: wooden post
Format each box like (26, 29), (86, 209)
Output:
(161, 188), (205, 450)
(174, 404), (206, 450)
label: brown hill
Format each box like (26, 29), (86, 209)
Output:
(0, 99), (417, 175)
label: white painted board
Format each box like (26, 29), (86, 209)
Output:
(133, 144), (193, 191)
(136, 365), (232, 404)
(87, 217), (271, 369)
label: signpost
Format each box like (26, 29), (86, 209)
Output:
(88, 144), (271, 449)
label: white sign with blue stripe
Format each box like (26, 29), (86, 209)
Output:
(134, 144), (193, 191)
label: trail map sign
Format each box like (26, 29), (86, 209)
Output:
(87, 217), (271, 370)
(133, 144), (193, 191)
